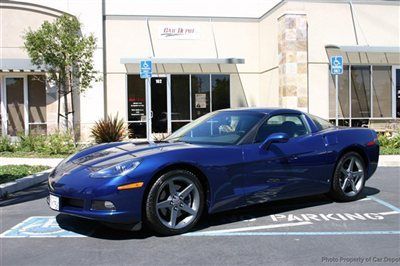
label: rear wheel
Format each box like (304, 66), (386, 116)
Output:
(329, 152), (366, 202)
(145, 170), (204, 235)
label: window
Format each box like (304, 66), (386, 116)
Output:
(372, 66), (392, 118)
(351, 66), (371, 118)
(212, 75), (230, 111)
(28, 75), (47, 134)
(255, 114), (309, 142)
(329, 65), (394, 124)
(127, 75), (146, 138)
(191, 75), (210, 119)
(171, 75), (190, 131)
(166, 111), (262, 145)
(309, 114), (333, 131)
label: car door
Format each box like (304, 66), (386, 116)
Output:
(241, 113), (329, 205)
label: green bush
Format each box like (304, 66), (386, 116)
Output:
(18, 134), (46, 152)
(91, 115), (127, 143)
(378, 133), (400, 149)
(0, 137), (15, 152)
(43, 132), (76, 155)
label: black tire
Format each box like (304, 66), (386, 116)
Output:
(145, 170), (205, 235)
(329, 151), (366, 202)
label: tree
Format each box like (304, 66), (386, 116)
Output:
(24, 14), (99, 137)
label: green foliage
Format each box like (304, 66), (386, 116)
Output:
(24, 14), (99, 92)
(378, 133), (400, 149)
(0, 133), (76, 156)
(0, 137), (15, 152)
(378, 132), (400, 155)
(44, 132), (76, 155)
(91, 115), (127, 143)
(0, 165), (50, 184)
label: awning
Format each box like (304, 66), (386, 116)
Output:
(325, 45), (400, 65)
(120, 57), (245, 73)
(0, 59), (45, 72)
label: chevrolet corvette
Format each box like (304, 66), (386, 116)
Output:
(48, 108), (379, 235)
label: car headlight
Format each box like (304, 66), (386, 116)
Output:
(90, 160), (141, 178)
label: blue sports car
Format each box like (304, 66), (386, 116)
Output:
(48, 108), (379, 235)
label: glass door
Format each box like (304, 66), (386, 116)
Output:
(151, 77), (168, 134)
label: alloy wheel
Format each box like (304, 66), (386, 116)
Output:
(155, 176), (200, 230)
(339, 156), (365, 197)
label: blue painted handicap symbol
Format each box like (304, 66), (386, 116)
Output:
(0, 216), (86, 238)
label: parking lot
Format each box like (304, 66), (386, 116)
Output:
(1, 167), (399, 266)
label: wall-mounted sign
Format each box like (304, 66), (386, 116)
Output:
(195, 93), (207, 108)
(159, 25), (200, 40)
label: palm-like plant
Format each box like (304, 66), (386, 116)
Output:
(91, 115), (127, 143)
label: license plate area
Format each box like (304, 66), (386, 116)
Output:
(49, 194), (60, 211)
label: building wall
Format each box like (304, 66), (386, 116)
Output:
(0, 0), (104, 140)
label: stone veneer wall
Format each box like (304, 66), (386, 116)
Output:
(278, 14), (308, 112)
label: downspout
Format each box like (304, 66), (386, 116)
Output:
(102, 0), (107, 118)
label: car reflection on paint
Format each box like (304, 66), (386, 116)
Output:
(48, 108), (379, 235)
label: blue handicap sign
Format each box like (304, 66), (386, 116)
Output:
(330, 56), (343, 75)
(140, 60), (152, 79)
(0, 216), (85, 238)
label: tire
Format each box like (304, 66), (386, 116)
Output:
(145, 170), (205, 235)
(329, 152), (366, 202)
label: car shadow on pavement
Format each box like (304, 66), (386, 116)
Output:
(0, 181), (48, 207)
(56, 186), (380, 240)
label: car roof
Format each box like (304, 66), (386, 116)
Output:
(218, 107), (304, 115)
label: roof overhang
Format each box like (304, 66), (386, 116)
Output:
(0, 59), (45, 72)
(325, 45), (400, 65)
(120, 57), (245, 73)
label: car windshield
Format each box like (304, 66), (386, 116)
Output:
(165, 111), (263, 145)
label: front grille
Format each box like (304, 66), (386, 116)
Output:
(62, 197), (84, 209)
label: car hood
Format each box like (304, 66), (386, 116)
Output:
(70, 141), (194, 168)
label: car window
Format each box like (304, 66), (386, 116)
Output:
(255, 114), (309, 143)
(309, 114), (334, 131)
(165, 111), (263, 145)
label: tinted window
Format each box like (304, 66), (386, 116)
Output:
(309, 114), (334, 131)
(255, 114), (309, 142)
(166, 111), (263, 145)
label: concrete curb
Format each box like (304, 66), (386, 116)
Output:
(378, 155), (400, 167)
(0, 169), (52, 198)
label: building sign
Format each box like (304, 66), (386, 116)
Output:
(128, 97), (146, 121)
(159, 25), (200, 40)
(195, 93), (207, 108)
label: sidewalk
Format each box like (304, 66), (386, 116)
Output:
(378, 155), (400, 167)
(0, 157), (64, 168)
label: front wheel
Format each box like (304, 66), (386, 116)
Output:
(145, 170), (204, 235)
(329, 152), (366, 202)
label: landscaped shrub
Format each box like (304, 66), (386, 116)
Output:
(43, 132), (76, 155)
(91, 115), (127, 143)
(18, 134), (46, 152)
(378, 132), (400, 149)
(0, 137), (15, 152)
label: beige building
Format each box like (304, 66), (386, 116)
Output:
(1, 0), (399, 140)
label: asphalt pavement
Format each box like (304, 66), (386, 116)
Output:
(1, 167), (399, 266)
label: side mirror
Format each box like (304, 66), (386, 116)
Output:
(259, 132), (289, 150)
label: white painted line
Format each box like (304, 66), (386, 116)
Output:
(358, 198), (372, 201)
(378, 211), (400, 216)
(184, 221), (312, 236)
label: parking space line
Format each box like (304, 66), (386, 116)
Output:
(368, 196), (400, 213)
(185, 230), (400, 237)
(185, 221), (312, 236)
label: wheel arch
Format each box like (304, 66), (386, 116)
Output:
(336, 144), (370, 173)
(143, 163), (211, 213)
